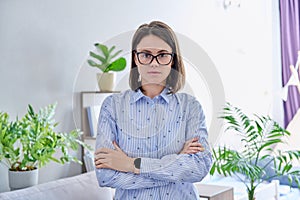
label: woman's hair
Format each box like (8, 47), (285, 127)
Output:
(129, 21), (185, 93)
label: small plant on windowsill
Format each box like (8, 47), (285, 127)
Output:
(210, 102), (300, 200)
(0, 103), (91, 190)
(87, 43), (126, 92)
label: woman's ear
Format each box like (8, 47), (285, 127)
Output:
(137, 65), (141, 75)
(171, 55), (175, 66)
(134, 54), (139, 65)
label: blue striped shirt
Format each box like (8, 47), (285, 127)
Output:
(95, 88), (212, 200)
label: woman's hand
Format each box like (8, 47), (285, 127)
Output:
(94, 141), (135, 173)
(179, 137), (205, 154)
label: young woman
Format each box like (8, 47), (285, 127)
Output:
(94, 21), (212, 200)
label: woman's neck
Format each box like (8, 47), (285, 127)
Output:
(141, 84), (165, 99)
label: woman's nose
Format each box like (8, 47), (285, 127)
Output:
(150, 57), (159, 67)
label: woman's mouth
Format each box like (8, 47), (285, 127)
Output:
(148, 71), (161, 74)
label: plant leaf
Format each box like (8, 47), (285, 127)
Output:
(89, 51), (106, 63)
(110, 49), (123, 60)
(95, 43), (109, 58)
(105, 58), (126, 72)
(108, 46), (116, 54)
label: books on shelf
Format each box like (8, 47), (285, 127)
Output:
(86, 105), (101, 137)
(83, 151), (95, 172)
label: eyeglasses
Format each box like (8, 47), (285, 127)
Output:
(135, 52), (174, 65)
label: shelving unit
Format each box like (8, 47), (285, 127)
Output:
(80, 91), (119, 172)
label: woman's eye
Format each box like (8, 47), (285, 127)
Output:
(141, 53), (151, 58)
(158, 53), (167, 58)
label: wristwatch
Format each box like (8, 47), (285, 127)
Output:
(134, 158), (141, 169)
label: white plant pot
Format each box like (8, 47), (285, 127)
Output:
(8, 168), (39, 190)
(97, 72), (115, 92)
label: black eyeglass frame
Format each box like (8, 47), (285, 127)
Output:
(135, 51), (174, 65)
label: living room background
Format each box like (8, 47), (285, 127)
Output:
(0, 0), (281, 192)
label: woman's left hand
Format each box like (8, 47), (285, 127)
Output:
(94, 141), (135, 173)
(179, 137), (205, 154)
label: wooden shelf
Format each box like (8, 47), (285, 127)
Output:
(83, 136), (96, 140)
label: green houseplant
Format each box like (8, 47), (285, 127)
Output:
(0, 103), (90, 190)
(87, 43), (126, 92)
(210, 103), (300, 200)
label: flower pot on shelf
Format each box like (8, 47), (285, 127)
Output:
(8, 168), (38, 190)
(97, 72), (115, 92)
(87, 43), (126, 92)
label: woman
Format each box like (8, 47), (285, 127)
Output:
(94, 21), (212, 200)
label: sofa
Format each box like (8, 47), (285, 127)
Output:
(0, 171), (113, 200)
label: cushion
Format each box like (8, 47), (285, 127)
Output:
(0, 171), (113, 200)
(257, 157), (300, 188)
(273, 108), (300, 167)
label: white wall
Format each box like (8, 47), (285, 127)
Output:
(0, 0), (280, 192)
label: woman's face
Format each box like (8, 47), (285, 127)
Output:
(135, 35), (173, 87)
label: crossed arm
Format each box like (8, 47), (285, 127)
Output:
(94, 137), (204, 174)
(94, 97), (212, 189)
(94, 137), (209, 189)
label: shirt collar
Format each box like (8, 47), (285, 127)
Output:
(130, 87), (171, 104)
(160, 87), (171, 104)
(130, 89), (144, 103)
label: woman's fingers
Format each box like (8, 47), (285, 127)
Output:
(186, 140), (204, 148)
(95, 147), (113, 154)
(185, 137), (198, 144)
(185, 142), (205, 153)
(187, 142), (202, 147)
(113, 141), (123, 152)
(185, 149), (204, 154)
(185, 137), (200, 147)
(94, 153), (109, 160)
(94, 141), (122, 157)
(95, 163), (109, 169)
(95, 158), (105, 165)
(179, 137), (205, 154)
(94, 157), (111, 169)
(185, 147), (205, 153)
(187, 146), (204, 151)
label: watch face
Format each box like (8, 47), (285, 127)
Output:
(134, 158), (141, 169)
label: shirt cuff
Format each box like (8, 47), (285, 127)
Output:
(140, 154), (180, 174)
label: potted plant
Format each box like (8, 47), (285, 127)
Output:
(210, 103), (300, 200)
(0, 103), (90, 190)
(87, 43), (127, 92)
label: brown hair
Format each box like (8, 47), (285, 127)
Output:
(129, 21), (185, 93)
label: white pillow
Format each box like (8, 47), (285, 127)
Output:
(273, 108), (300, 166)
